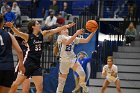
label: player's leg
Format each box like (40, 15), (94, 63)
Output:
(31, 67), (43, 93)
(72, 75), (81, 93)
(9, 74), (27, 93)
(56, 61), (70, 93)
(114, 79), (122, 93)
(56, 73), (68, 93)
(32, 76), (43, 93)
(0, 70), (15, 93)
(0, 86), (10, 93)
(21, 79), (30, 93)
(72, 62), (88, 93)
(100, 79), (110, 93)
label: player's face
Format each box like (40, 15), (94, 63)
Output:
(61, 29), (68, 35)
(79, 53), (85, 59)
(33, 21), (41, 33)
(107, 59), (113, 67)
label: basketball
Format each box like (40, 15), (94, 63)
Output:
(86, 20), (98, 32)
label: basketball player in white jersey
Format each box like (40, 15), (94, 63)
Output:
(56, 28), (96, 93)
(100, 56), (122, 93)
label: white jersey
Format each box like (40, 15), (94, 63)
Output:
(57, 35), (80, 58)
(102, 64), (118, 82)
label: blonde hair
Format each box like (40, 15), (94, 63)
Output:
(128, 22), (135, 30)
(107, 56), (113, 61)
(53, 42), (59, 56)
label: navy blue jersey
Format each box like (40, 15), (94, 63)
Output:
(15, 36), (27, 57)
(24, 32), (43, 66)
(0, 29), (14, 70)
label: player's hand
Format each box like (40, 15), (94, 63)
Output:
(111, 71), (117, 77)
(76, 29), (84, 35)
(102, 71), (107, 77)
(65, 22), (75, 28)
(5, 22), (14, 28)
(18, 63), (25, 74)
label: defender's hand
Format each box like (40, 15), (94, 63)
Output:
(5, 22), (14, 28)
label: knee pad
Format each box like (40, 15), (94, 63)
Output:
(75, 66), (85, 78)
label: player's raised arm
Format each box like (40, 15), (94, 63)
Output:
(9, 33), (25, 74)
(62, 29), (84, 45)
(5, 22), (29, 42)
(79, 20), (98, 43)
(79, 32), (95, 43)
(42, 22), (75, 37)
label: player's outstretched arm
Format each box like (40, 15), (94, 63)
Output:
(9, 33), (25, 74)
(79, 32), (95, 43)
(62, 29), (84, 45)
(5, 22), (29, 42)
(42, 23), (75, 37)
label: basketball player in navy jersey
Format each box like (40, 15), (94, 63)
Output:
(6, 21), (75, 93)
(0, 14), (25, 93)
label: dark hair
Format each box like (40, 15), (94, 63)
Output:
(0, 14), (4, 25)
(27, 20), (36, 34)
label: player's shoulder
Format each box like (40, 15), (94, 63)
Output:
(83, 58), (90, 61)
(104, 64), (108, 67)
(39, 32), (43, 38)
(103, 65), (108, 68)
(112, 64), (118, 68)
(58, 35), (68, 39)
(5, 32), (12, 38)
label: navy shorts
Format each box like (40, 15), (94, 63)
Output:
(0, 70), (15, 87)
(24, 62), (42, 78)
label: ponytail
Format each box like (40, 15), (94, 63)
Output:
(53, 42), (59, 56)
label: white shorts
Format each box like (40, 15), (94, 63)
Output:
(59, 58), (77, 74)
(106, 76), (119, 82)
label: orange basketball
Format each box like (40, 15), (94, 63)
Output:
(86, 20), (98, 32)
